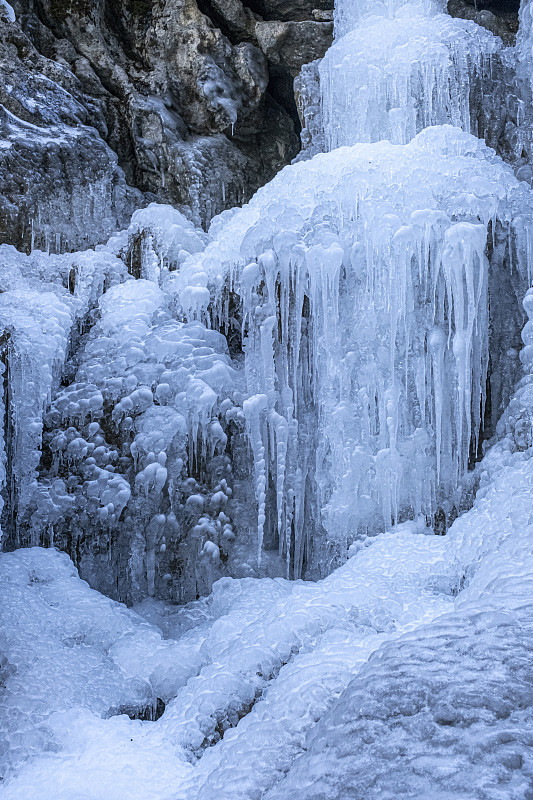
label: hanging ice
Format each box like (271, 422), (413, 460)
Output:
(177, 125), (532, 576)
(0, 244), (127, 544)
(320, 11), (502, 149)
(334, 0), (447, 39)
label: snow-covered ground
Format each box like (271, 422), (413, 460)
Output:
(1, 402), (532, 798)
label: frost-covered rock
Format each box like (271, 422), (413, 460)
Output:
(0, 16), (141, 252)
(6, 0), (303, 228)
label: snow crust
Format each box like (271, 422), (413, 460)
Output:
(2, 403), (533, 798)
(0, 0), (15, 22)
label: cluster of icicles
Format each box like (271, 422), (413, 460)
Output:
(170, 0), (533, 576)
(2, 0), (533, 592)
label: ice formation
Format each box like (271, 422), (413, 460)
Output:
(3, 207), (247, 603)
(0, 244), (126, 540)
(320, 12), (502, 149)
(333, 0), (447, 38)
(2, 0), (532, 586)
(2, 401), (533, 797)
(174, 126), (532, 575)
(2, 0), (533, 795)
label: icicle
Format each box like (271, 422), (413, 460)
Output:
(243, 394), (268, 566)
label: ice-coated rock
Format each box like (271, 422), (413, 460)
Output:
(0, 15), (141, 252)
(4, 0), (306, 230)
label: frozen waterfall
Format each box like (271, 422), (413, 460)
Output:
(1, 0), (533, 593)
(1, 0), (533, 797)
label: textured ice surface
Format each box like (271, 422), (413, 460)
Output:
(519, 0), (533, 92)
(0, 244), (127, 538)
(334, 0), (446, 38)
(30, 279), (241, 602)
(2, 288), (533, 794)
(0, 547), (202, 780)
(265, 448), (533, 800)
(177, 125), (532, 576)
(320, 12), (501, 149)
(2, 413), (533, 798)
(5, 205), (244, 603)
(2, 0), (533, 794)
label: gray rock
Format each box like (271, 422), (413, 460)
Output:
(255, 20), (333, 74)
(246, 0), (334, 23)
(447, 0), (519, 46)
(0, 15), (141, 252)
(5, 0), (301, 232)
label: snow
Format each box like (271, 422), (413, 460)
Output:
(2, 421), (533, 797)
(0, 0), (15, 22)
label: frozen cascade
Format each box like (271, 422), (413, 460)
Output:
(320, 11), (502, 149)
(3, 207), (246, 603)
(176, 126), (533, 575)
(1, 0), (533, 794)
(0, 244), (127, 542)
(333, 0), (447, 38)
(2, 0), (532, 588)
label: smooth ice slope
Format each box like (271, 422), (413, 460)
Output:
(176, 125), (533, 575)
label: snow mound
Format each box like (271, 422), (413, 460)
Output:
(0, 547), (203, 780)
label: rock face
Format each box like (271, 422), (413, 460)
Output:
(0, 12), (142, 252)
(448, 0), (519, 45)
(0, 0), (333, 247)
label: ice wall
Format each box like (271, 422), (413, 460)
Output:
(175, 126), (533, 577)
(2, 0), (533, 597)
(334, 0), (446, 38)
(1, 206), (248, 604)
(0, 244), (125, 544)
(320, 12), (501, 149)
